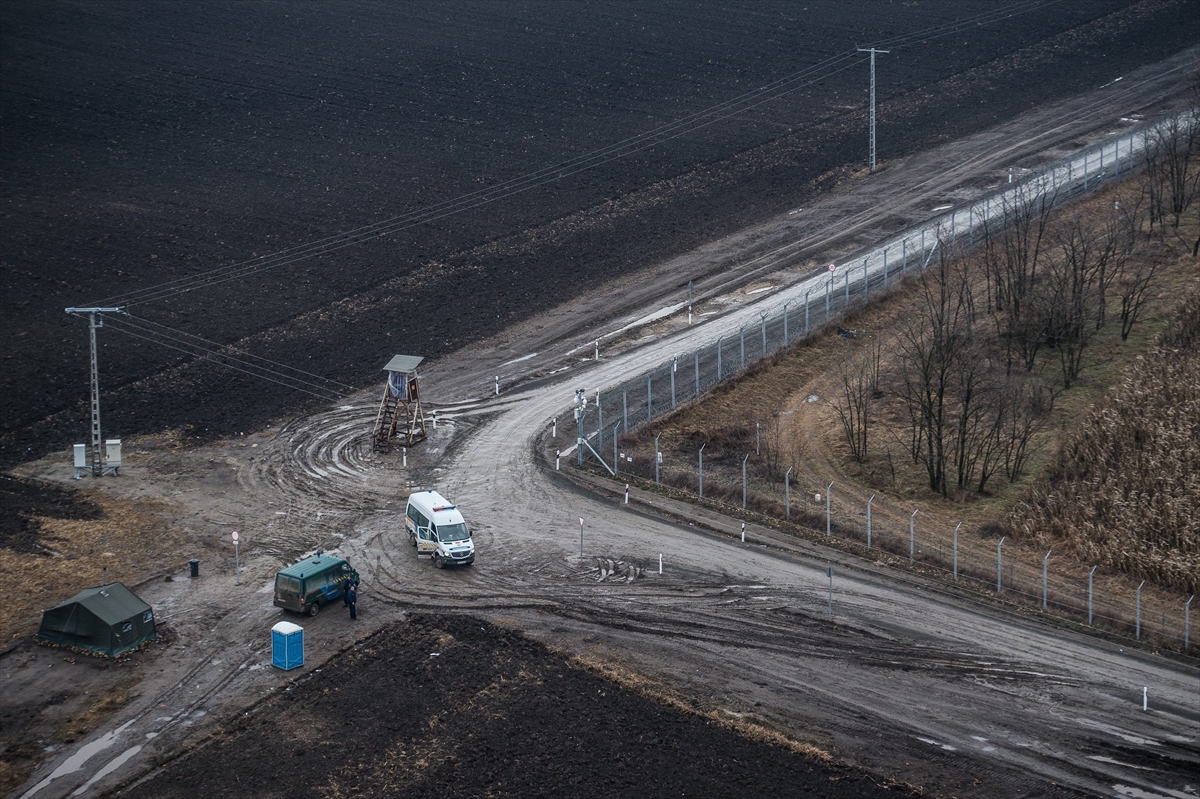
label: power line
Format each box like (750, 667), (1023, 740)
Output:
(93, 1), (1063, 310)
(101, 316), (350, 401)
(123, 313), (359, 392)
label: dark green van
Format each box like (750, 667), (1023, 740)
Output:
(273, 552), (358, 617)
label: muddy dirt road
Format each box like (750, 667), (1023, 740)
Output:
(8, 45), (1200, 799)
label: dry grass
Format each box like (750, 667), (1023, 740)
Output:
(0, 492), (185, 643)
(1010, 286), (1200, 592)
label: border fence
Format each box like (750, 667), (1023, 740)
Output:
(566, 116), (1196, 653)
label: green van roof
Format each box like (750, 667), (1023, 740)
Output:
(277, 553), (349, 579)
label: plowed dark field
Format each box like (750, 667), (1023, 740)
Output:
(120, 614), (893, 799)
(3, 0), (1198, 469)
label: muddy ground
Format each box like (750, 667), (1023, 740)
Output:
(117, 614), (898, 799)
(4, 4), (1200, 798)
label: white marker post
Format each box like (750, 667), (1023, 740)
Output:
(231, 530), (240, 584)
(579, 517), (584, 558)
(659, 553), (663, 575)
(495, 376), (500, 396)
(552, 417), (556, 439)
(1143, 687), (1148, 711)
(594, 340), (600, 361)
(624, 483), (629, 505)
(403, 447), (407, 467)
(556, 450), (560, 471)
(741, 522), (746, 543)
(432, 410), (437, 430)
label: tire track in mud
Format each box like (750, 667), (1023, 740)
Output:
(234, 399), (396, 562)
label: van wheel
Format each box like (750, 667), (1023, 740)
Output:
(308, 602), (320, 617)
(433, 555), (444, 569)
(410, 534), (416, 548)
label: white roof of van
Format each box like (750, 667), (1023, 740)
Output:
(408, 490), (464, 524)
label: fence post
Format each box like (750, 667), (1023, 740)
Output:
(863, 257), (869, 297)
(698, 443), (705, 498)
(909, 509), (918, 565)
(742, 454), (749, 510)
(717, 337), (723, 380)
(646, 377), (652, 423)
(756, 422), (760, 455)
(867, 494), (875, 550)
(1115, 137), (1119, 176)
(1136, 580), (1145, 640)
(825, 279), (831, 322)
(805, 289), (812, 334)
(953, 522), (961, 579)
(760, 313), (767, 355)
(1186, 595), (1193, 650)
(597, 390), (603, 447)
(694, 351), (700, 396)
(1042, 549), (1052, 609)
(670, 357), (677, 409)
(997, 537), (1006, 593)
(622, 390), (628, 433)
(575, 390), (585, 467)
(1088, 565), (1097, 625)
(825, 481), (833, 536)
(883, 247), (888, 288)
(843, 271), (849, 307)
(785, 467), (792, 521)
(654, 433), (661, 485)
(783, 302), (790, 346)
(739, 326), (746, 367)
(902, 238), (907, 273)
(613, 423), (620, 474)
(1083, 150), (1088, 190)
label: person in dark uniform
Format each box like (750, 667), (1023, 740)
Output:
(346, 582), (357, 620)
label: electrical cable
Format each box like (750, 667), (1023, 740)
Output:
(94, 0), (1063, 309)
(122, 313), (359, 392)
(102, 316), (350, 401)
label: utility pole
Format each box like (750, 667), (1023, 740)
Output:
(65, 307), (127, 476)
(857, 47), (889, 173)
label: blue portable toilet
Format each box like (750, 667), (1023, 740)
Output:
(272, 621), (304, 670)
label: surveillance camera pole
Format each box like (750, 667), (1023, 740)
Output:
(65, 306), (127, 476)
(857, 47), (889, 173)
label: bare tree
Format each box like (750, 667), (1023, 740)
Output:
(1119, 252), (1162, 341)
(896, 244), (975, 496)
(831, 351), (872, 463)
(1048, 214), (1116, 387)
(1142, 114), (1200, 229)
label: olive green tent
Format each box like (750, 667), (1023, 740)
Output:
(37, 582), (156, 656)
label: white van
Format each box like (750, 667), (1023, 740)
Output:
(405, 489), (476, 568)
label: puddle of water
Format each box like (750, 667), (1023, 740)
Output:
(1077, 718), (1162, 747)
(1112, 784), (1196, 799)
(1089, 755), (1150, 771)
(71, 745), (142, 797)
(20, 720), (135, 799)
(916, 736), (957, 752)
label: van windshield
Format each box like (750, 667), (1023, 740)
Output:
(436, 523), (470, 542)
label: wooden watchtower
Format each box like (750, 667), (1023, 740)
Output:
(372, 355), (426, 452)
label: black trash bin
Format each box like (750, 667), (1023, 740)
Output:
(189, 558), (200, 578)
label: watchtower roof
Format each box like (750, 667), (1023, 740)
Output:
(383, 354), (423, 374)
